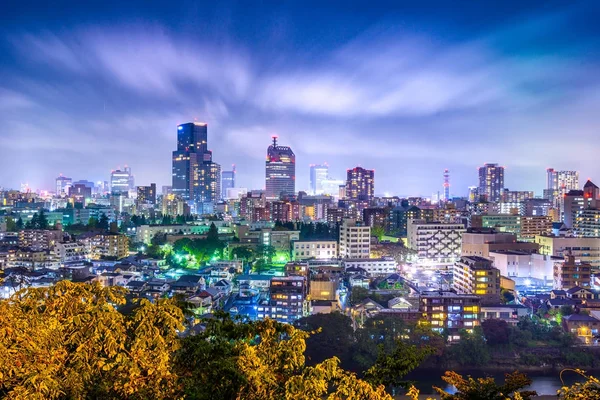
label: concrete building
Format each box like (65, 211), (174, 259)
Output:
(292, 240), (337, 260)
(136, 183), (156, 206)
(258, 276), (307, 323)
(52, 242), (89, 265)
(453, 256), (501, 304)
(488, 251), (556, 282)
(407, 219), (465, 266)
(84, 233), (129, 260)
(310, 164), (329, 195)
(55, 175), (72, 196)
(553, 254), (592, 290)
(574, 208), (600, 238)
(265, 136), (295, 199)
(419, 291), (481, 340)
(18, 229), (63, 250)
(221, 166), (236, 200)
(343, 257), (397, 276)
(520, 216), (552, 240)
(339, 219), (370, 259)
(471, 214), (521, 236)
(461, 229), (539, 258)
(478, 163), (504, 202)
(535, 235), (600, 268)
(345, 167), (374, 208)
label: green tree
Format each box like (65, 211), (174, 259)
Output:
(371, 226), (385, 241)
(16, 217), (24, 230)
(5, 217), (17, 232)
(294, 312), (355, 366)
(350, 287), (371, 306)
(446, 328), (490, 366)
(482, 318), (510, 346)
(88, 217), (98, 228)
(98, 213), (110, 230)
(207, 222), (219, 242)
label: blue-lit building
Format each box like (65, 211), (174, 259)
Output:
(221, 165), (236, 199)
(172, 122), (220, 214)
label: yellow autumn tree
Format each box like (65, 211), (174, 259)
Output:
(235, 318), (392, 400)
(0, 281), (185, 400)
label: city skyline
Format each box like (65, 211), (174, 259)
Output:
(2, 1), (600, 195)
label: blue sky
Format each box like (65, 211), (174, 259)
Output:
(1, 1), (599, 196)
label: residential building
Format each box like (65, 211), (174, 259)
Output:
(18, 229), (63, 250)
(293, 240), (337, 260)
(407, 219), (465, 265)
(535, 235), (600, 268)
(265, 136), (295, 199)
(574, 208), (600, 237)
(339, 219), (370, 259)
(481, 304), (530, 325)
(545, 169), (579, 216)
(52, 242), (89, 265)
(563, 313), (600, 345)
(343, 257), (397, 276)
(69, 183), (92, 204)
(453, 256), (501, 304)
(419, 291), (481, 340)
(553, 254), (591, 290)
(478, 163), (504, 202)
(520, 216), (552, 240)
(309, 276), (338, 301)
(85, 233), (129, 260)
(258, 276), (307, 323)
(345, 167), (374, 208)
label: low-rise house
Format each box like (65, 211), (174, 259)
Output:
(127, 280), (148, 293)
(563, 314), (600, 345)
(348, 274), (370, 289)
(213, 279), (233, 295)
(170, 275), (205, 295)
(480, 304), (530, 325)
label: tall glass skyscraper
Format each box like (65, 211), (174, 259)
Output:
(265, 136), (295, 199)
(171, 122), (219, 214)
(310, 164), (328, 195)
(221, 165), (236, 199)
(478, 163), (504, 202)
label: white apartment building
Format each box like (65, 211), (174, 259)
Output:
(343, 257), (397, 276)
(339, 219), (370, 259)
(408, 219), (465, 266)
(293, 240), (338, 260)
(52, 242), (89, 265)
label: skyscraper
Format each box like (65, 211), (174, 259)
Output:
(265, 136), (295, 199)
(545, 168), (579, 219)
(172, 122), (208, 200)
(346, 167), (374, 204)
(55, 175), (72, 196)
(221, 165), (236, 200)
(478, 163), (504, 202)
(309, 164), (329, 195)
(171, 122), (220, 214)
(111, 169), (130, 195)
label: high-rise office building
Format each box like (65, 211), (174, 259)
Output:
(221, 165), (236, 200)
(136, 183), (157, 205)
(310, 164), (329, 195)
(478, 163), (504, 202)
(171, 122), (220, 214)
(443, 169), (450, 201)
(110, 170), (130, 195)
(172, 122), (208, 200)
(345, 167), (374, 205)
(124, 166), (135, 190)
(545, 169), (579, 219)
(55, 175), (72, 196)
(265, 136), (295, 199)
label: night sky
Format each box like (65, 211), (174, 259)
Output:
(2, 1), (599, 196)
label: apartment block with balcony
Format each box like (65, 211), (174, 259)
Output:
(339, 219), (370, 259)
(419, 291), (481, 341)
(257, 276), (307, 323)
(453, 256), (501, 304)
(553, 254), (591, 290)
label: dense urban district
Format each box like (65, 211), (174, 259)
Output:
(2, 123), (600, 398)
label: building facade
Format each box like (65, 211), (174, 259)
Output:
(553, 254), (592, 290)
(339, 219), (371, 259)
(293, 240), (338, 260)
(453, 256), (501, 304)
(478, 163), (504, 202)
(407, 220), (465, 265)
(265, 136), (295, 199)
(345, 167), (374, 208)
(310, 164), (329, 195)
